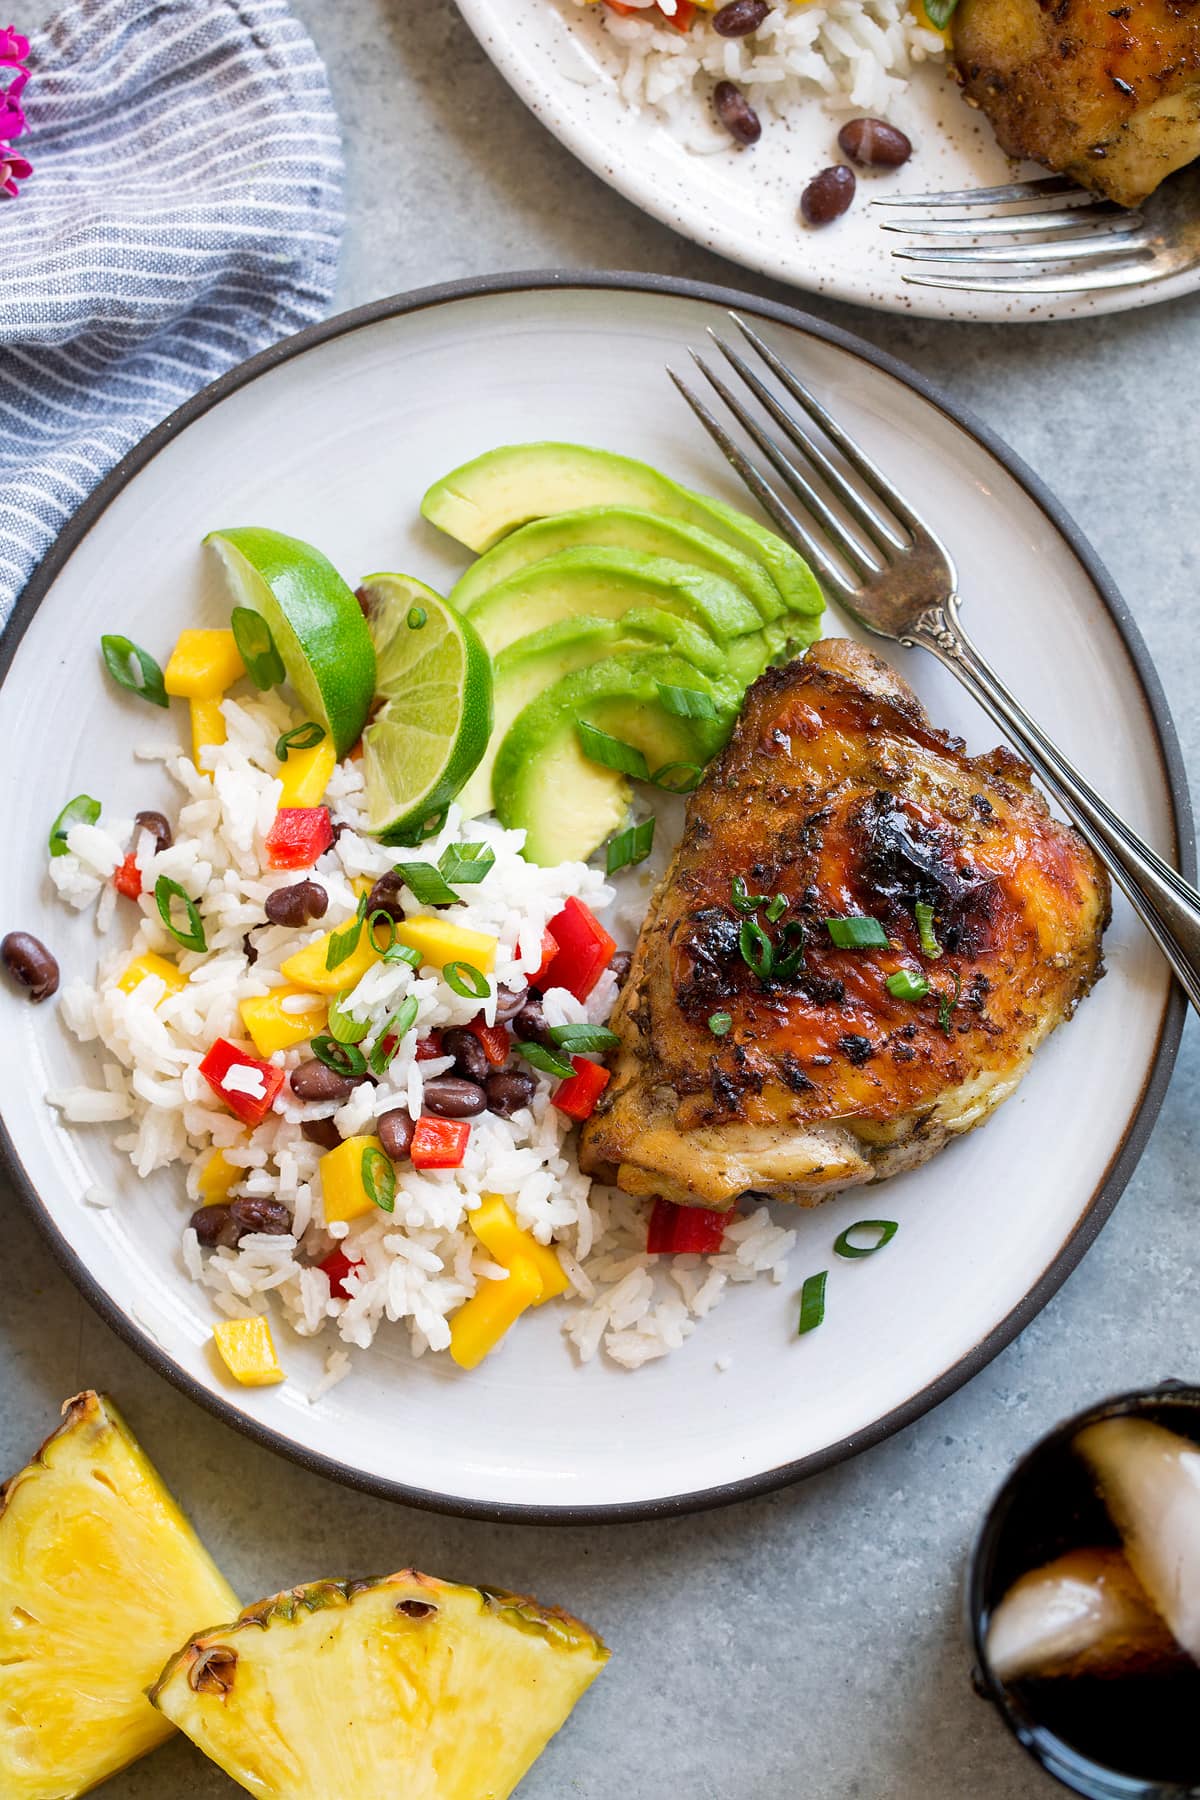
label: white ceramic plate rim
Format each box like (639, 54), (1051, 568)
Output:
(0, 271), (1191, 1523)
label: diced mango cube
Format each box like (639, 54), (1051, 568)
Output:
(164, 629), (246, 700)
(280, 923), (380, 994)
(393, 915), (497, 975)
(197, 1150), (240, 1204)
(469, 1195), (569, 1305)
(278, 737), (337, 809)
(211, 1317), (285, 1386)
(190, 697), (226, 771)
(449, 1258), (542, 1371)
(319, 1134), (386, 1226)
(238, 986), (327, 1058)
(117, 952), (188, 1003)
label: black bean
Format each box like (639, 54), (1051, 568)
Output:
(801, 164), (856, 224)
(494, 984), (528, 1023)
(714, 80), (761, 146)
(1, 932), (59, 1002)
(300, 1116), (342, 1150)
(714, 0), (769, 35)
(378, 1108), (416, 1163)
(485, 1068), (536, 1118)
(230, 1197), (292, 1237)
(133, 809), (172, 853)
(837, 116), (912, 168)
(442, 1026), (488, 1084)
(242, 931), (259, 967)
(264, 880), (328, 928)
(365, 871), (406, 922)
(513, 994), (552, 1047)
(609, 950), (633, 986)
(422, 1076), (487, 1119)
(289, 1059), (358, 1102)
(189, 1204), (239, 1248)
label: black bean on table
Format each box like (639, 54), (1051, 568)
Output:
(493, 984), (528, 1023)
(713, 79), (762, 146)
(300, 1116), (342, 1150)
(378, 1107), (415, 1163)
(485, 1068), (536, 1118)
(365, 871), (407, 922)
(713, 0), (769, 36)
(837, 116), (912, 168)
(801, 163), (856, 224)
(265, 880), (328, 928)
(442, 1026), (488, 1085)
(513, 994), (552, 1047)
(422, 1075), (487, 1119)
(133, 809), (172, 853)
(289, 1059), (360, 1103)
(2, 932), (59, 1002)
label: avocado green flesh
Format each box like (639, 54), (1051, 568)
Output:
(449, 505), (786, 624)
(421, 442), (823, 618)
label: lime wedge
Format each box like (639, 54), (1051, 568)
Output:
(205, 528), (376, 757)
(357, 573), (493, 844)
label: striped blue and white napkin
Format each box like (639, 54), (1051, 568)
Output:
(0, 0), (344, 623)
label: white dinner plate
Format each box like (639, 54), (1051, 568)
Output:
(455, 0), (1200, 323)
(0, 274), (1189, 1520)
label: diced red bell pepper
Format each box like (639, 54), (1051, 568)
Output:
(319, 1247), (361, 1299)
(552, 1055), (611, 1122)
(112, 852), (142, 899)
(410, 1115), (471, 1170)
(414, 1031), (444, 1062)
(199, 1037), (285, 1127)
(646, 1198), (731, 1255)
(540, 898), (616, 1001)
(468, 1015), (510, 1066)
(530, 928), (558, 988)
(264, 806), (334, 870)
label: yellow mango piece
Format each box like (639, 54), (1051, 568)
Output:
(394, 915), (497, 975)
(280, 921), (381, 994)
(449, 1258), (542, 1371)
(198, 1151), (240, 1204)
(470, 1195), (569, 1305)
(117, 952), (188, 1002)
(190, 696), (226, 772)
(320, 1134), (386, 1226)
(211, 1317), (285, 1387)
(164, 629), (246, 700)
(278, 736), (337, 808)
(238, 986), (327, 1058)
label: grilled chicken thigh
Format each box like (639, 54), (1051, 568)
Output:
(579, 640), (1108, 1210)
(953, 0), (1200, 207)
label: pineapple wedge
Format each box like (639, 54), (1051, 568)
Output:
(0, 1391), (239, 1800)
(151, 1571), (609, 1799)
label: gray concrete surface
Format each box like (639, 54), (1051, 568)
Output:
(6, 3), (1200, 1795)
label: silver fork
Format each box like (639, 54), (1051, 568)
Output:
(669, 314), (1200, 1013)
(872, 168), (1200, 296)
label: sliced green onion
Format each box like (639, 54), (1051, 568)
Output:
(100, 635), (168, 708)
(937, 970), (963, 1036)
(367, 909), (397, 955)
(797, 1271), (828, 1336)
(443, 960), (490, 1000)
(406, 606), (427, 630)
(49, 794), (101, 859)
(325, 896), (368, 972)
(825, 916), (889, 950)
(886, 969), (930, 1003)
(774, 920), (808, 980)
(412, 807), (449, 843)
(708, 1011), (733, 1037)
(310, 1035), (367, 1077)
(361, 1145), (396, 1214)
(437, 842), (496, 886)
(154, 875), (207, 952)
(275, 721), (325, 760)
(731, 875), (766, 913)
(656, 682), (718, 721)
(834, 1219), (899, 1259)
(548, 1023), (620, 1054)
(765, 894), (787, 924)
(605, 818), (654, 876)
(515, 1041), (576, 1080)
(923, 0), (959, 26)
(915, 901), (942, 959)
(369, 996), (419, 1077)
(230, 606), (285, 690)
(739, 917), (774, 982)
(328, 990), (371, 1045)
(650, 761), (702, 794)
(392, 861), (459, 907)
(577, 722), (649, 781)
(383, 941), (422, 969)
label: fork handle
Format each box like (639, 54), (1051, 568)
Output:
(907, 597), (1200, 1015)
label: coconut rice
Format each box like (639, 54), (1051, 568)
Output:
(46, 687), (796, 1386)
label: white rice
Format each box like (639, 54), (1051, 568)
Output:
(51, 691), (796, 1382)
(562, 0), (945, 150)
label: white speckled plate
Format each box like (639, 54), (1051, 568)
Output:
(455, 0), (1200, 322)
(0, 276), (1189, 1520)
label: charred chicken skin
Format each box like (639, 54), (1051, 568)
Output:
(579, 640), (1109, 1210)
(953, 0), (1200, 208)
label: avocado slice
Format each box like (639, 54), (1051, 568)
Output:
(493, 653), (734, 865)
(465, 546), (763, 658)
(421, 442), (823, 619)
(448, 505), (785, 624)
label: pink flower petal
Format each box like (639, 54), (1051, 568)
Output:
(0, 26), (30, 63)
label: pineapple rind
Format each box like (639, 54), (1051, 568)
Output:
(0, 1391), (240, 1800)
(150, 1569), (609, 1800)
